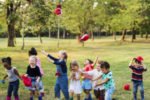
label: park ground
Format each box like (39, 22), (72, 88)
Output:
(0, 36), (150, 100)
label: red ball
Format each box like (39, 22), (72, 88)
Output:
(22, 75), (32, 87)
(123, 84), (131, 91)
(80, 34), (89, 41)
(54, 8), (61, 15)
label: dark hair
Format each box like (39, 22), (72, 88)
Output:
(1, 57), (12, 65)
(87, 59), (93, 64)
(98, 60), (104, 65)
(100, 61), (110, 69)
(133, 58), (142, 64)
(28, 47), (37, 56)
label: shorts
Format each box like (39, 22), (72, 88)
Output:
(82, 79), (92, 90)
(94, 89), (105, 100)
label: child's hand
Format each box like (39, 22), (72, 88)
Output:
(36, 77), (40, 83)
(1, 80), (5, 84)
(24, 74), (28, 77)
(41, 50), (48, 56)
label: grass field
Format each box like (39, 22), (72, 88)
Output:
(0, 37), (150, 100)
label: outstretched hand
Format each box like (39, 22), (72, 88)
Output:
(0, 80), (5, 84)
(41, 50), (48, 56)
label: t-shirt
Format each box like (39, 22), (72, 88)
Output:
(26, 65), (41, 77)
(87, 69), (104, 90)
(102, 71), (115, 90)
(36, 57), (44, 76)
(83, 64), (93, 79)
(6, 67), (19, 82)
(84, 64), (94, 71)
(129, 65), (146, 82)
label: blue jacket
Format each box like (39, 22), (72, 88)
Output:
(48, 54), (67, 76)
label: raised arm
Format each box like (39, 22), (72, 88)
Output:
(41, 50), (58, 61)
(142, 64), (148, 71)
(92, 56), (99, 67)
(129, 58), (135, 66)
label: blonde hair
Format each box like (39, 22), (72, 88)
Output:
(70, 60), (79, 71)
(29, 55), (37, 64)
(59, 50), (68, 60)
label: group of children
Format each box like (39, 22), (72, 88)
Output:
(0, 48), (147, 100)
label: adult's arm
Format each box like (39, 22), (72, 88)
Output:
(41, 50), (58, 61)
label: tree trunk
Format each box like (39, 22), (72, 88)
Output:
(49, 27), (51, 38)
(8, 23), (15, 47)
(63, 28), (66, 39)
(7, 1), (20, 47)
(39, 34), (43, 44)
(113, 32), (116, 40)
(90, 25), (94, 41)
(82, 41), (84, 47)
(121, 29), (127, 41)
(131, 28), (136, 42)
(7, 2), (15, 47)
(99, 26), (102, 38)
(145, 32), (149, 39)
(21, 33), (25, 50)
(140, 33), (143, 38)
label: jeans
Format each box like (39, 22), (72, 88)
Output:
(55, 76), (69, 100)
(133, 81), (144, 100)
(7, 80), (19, 97)
(105, 87), (115, 100)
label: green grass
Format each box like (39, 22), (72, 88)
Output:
(0, 37), (150, 100)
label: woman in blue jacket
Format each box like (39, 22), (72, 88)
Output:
(42, 50), (69, 100)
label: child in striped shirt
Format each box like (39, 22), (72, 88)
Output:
(129, 56), (147, 100)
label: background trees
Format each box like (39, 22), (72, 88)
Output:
(0, 0), (150, 47)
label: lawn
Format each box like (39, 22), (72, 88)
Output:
(0, 37), (150, 100)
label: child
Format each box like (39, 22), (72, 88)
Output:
(82, 57), (98, 100)
(28, 47), (44, 96)
(25, 56), (42, 100)
(129, 56), (147, 100)
(42, 50), (69, 100)
(69, 60), (82, 100)
(1, 57), (21, 100)
(95, 61), (115, 100)
(83, 60), (105, 100)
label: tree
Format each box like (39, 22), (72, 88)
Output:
(4, 0), (21, 47)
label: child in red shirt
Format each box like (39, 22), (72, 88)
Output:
(82, 57), (98, 100)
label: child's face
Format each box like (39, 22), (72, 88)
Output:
(71, 65), (78, 72)
(101, 68), (109, 74)
(84, 60), (90, 65)
(2, 62), (11, 69)
(58, 52), (64, 59)
(96, 64), (101, 71)
(29, 58), (36, 68)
